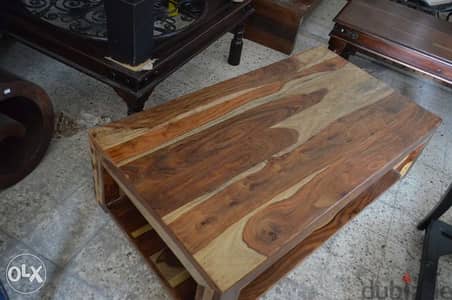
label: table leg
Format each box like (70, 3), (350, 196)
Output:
(195, 285), (239, 300)
(90, 146), (120, 210)
(114, 88), (154, 115)
(418, 183), (452, 230)
(328, 36), (356, 60)
(228, 24), (244, 66)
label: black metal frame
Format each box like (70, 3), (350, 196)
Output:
(416, 184), (452, 300)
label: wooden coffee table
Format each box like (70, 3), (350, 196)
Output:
(89, 47), (440, 300)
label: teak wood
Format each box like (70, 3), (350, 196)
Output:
(89, 47), (440, 300)
(329, 0), (452, 85)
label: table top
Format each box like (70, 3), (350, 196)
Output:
(90, 47), (440, 293)
(334, 0), (452, 64)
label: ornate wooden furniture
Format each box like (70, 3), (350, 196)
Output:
(1, 0), (254, 114)
(391, 0), (452, 19)
(329, 0), (452, 86)
(416, 184), (452, 300)
(244, 0), (321, 54)
(0, 70), (54, 189)
(89, 47), (440, 300)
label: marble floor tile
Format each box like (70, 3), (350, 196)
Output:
(261, 277), (328, 300)
(320, 258), (376, 300)
(0, 132), (92, 239)
(287, 245), (332, 285)
(376, 263), (419, 300)
(350, 196), (395, 238)
(63, 222), (170, 300)
(394, 162), (449, 219)
(0, 230), (58, 300)
(325, 222), (388, 273)
(20, 181), (108, 266)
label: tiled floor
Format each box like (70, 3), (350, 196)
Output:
(1, 0), (452, 299)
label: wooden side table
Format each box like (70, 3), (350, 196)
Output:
(89, 47), (440, 300)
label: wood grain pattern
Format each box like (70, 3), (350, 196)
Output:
(238, 169), (401, 300)
(122, 90), (326, 218)
(329, 0), (452, 85)
(90, 47), (440, 299)
(336, 0), (452, 63)
(108, 195), (198, 300)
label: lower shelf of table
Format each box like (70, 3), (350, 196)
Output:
(107, 195), (198, 300)
(106, 170), (400, 300)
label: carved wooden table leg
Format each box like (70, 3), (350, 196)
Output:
(0, 70), (54, 189)
(114, 88), (154, 115)
(228, 24), (244, 66)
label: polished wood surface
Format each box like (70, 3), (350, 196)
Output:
(329, 0), (452, 85)
(90, 47), (440, 299)
(336, 0), (452, 63)
(245, 0), (321, 54)
(239, 169), (400, 300)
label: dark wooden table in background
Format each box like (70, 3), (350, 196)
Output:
(89, 47), (440, 300)
(329, 0), (452, 86)
(245, 0), (321, 54)
(1, 0), (253, 114)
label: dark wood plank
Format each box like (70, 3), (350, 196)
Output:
(335, 0), (452, 63)
(330, 0), (452, 85)
(169, 93), (438, 255)
(121, 90), (327, 217)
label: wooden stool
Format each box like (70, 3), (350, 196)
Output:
(89, 47), (440, 300)
(0, 70), (54, 189)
